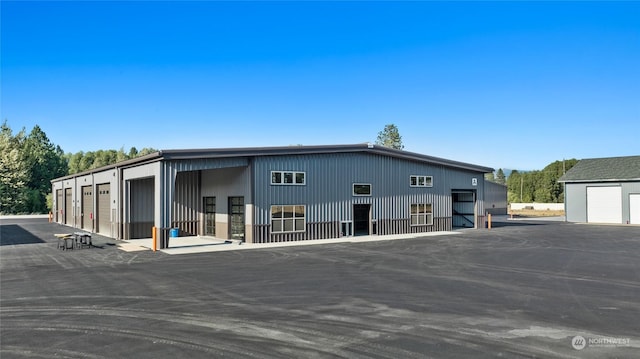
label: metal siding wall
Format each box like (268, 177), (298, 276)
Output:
(484, 181), (508, 215)
(620, 182), (640, 224)
(565, 183), (587, 222)
(252, 152), (487, 240)
(169, 158), (249, 172)
(173, 171), (200, 235)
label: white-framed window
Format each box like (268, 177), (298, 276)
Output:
(353, 183), (372, 196)
(410, 203), (433, 225)
(410, 175), (433, 187)
(271, 171), (305, 185)
(271, 205), (306, 233)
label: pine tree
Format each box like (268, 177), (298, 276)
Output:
(375, 124), (404, 150)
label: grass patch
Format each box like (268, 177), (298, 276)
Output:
(509, 209), (565, 217)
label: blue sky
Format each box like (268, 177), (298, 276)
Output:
(2, 1), (639, 170)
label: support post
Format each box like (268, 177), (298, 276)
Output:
(152, 226), (157, 252)
(488, 213), (492, 230)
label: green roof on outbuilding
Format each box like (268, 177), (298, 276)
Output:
(558, 155), (640, 183)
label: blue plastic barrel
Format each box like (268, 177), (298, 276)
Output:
(169, 228), (179, 238)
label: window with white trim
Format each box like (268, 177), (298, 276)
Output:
(410, 175), (433, 187)
(271, 205), (306, 233)
(271, 171), (305, 185)
(353, 183), (372, 196)
(410, 203), (433, 225)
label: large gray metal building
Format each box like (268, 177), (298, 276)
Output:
(51, 144), (494, 246)
(559, 155), (640, 224)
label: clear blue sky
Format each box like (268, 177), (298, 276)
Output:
(2, 1), (639, 170)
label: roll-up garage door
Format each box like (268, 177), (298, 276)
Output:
(56, 189), (63, 223)
(630, 194), (640, 225)
(82, 185), (93, 231)
(64, 188), (72, 225)
(587, 186), (622, 224)
(97, 183), (111, 235)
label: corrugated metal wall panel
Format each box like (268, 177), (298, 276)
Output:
(173, 171), (200, 235)
(252, 152), (486, 233)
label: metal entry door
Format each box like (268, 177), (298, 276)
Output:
(229, 197), (244, 241)
(353, 204), (371, 236)
(204, 197), (216, 236)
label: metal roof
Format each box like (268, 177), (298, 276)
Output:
(558, 155), (640, 183)
(52, 143), (493, 182)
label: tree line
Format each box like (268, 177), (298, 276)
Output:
(485, 159), (578, 203)
(1, 120), (577, 214)
(1, 120), (155, 214)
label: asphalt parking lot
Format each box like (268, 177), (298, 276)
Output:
(1, 217), (639, 358)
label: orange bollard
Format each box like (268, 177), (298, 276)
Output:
(152, 226), (157, 252)
(488, 213), (492, 230)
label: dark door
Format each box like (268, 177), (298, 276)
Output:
(204, 197), (216, 236)
(353, 204), (371, 236)
(229, 197), (245, 241)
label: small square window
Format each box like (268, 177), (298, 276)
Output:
(353, 183), (372, 196)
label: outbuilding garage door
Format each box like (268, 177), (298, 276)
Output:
(586, 186), (622, 224)
(65, 188), (72, 225)
(630, 194), (640, 225)
(96, 183), (111, 235)
(82, 185), (93, 231)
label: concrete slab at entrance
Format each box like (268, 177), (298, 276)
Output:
(123, 231), (459, 255)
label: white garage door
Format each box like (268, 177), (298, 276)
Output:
(630, 194), (640, 225)
(587, 186), (622, 224)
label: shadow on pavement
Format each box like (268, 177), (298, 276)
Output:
(0, 224), (46, 246)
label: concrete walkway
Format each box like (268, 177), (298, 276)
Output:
(122, 231), (459, 255)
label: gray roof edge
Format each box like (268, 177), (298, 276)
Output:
(52, 144), (493, 182)
(162, 143), (494, 173)
(558, 178), (640, 183)
(51, 151), (163, 183)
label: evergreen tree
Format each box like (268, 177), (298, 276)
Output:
(495, 168), (506, 185)
(375, 124), (404, 150)
(0, 121), (29, 213)
(22, 125), (68, 212)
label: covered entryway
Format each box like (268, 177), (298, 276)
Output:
(587, 186), (622, 223)
(81, 185), (93, 231)
(452, 191), (475, 228)
(96, 183), (111, 236)
(628, 193), (640, 225)
(353, 204), (371, 236)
